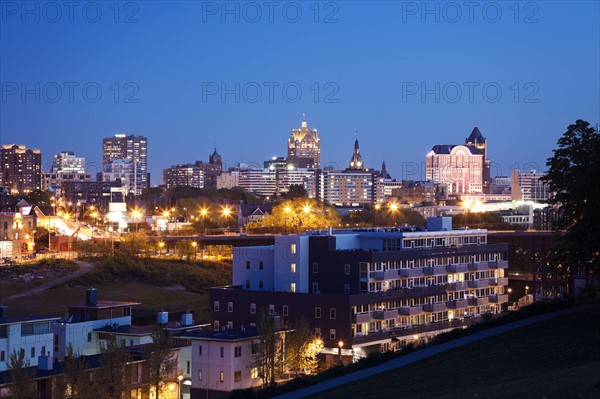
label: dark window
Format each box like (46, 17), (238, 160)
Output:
(344, 264), (351, 275)
(245, 280), (250, 288)
(259, 261), (264, 270)
(31, 347), (35, 358)
(259, 280), (264, 289)
(198, 345), (202, 356)
(0, 351), (5, 362)
(330, 308), (336, 319)
(315, 307), (321, 318)
(246, 261), (250, 269)
(313, 263), (319, 273)
(283, 305), (288, 316)
(234, 371), (241, 382)
(220, 347), (224, 358)
(234, 346), (242, 357)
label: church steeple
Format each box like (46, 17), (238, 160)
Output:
(348, 134), (364, 170)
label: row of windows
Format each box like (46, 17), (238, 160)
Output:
(197, 345), (243, 358)
(0, 346), (46, 363)
(245, 261), (264, 270)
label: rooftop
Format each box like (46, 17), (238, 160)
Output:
(67, 300), (141, 310)
(181, 326), (260, 341)
(0, 314), (60, 326)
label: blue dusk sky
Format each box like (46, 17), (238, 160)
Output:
(1, 1), (599, 184)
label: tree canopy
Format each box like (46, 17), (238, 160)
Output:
(246, 198), (341, 234)
(543, 120), (600, 280)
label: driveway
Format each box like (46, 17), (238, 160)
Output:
(3, 260), (96, 301)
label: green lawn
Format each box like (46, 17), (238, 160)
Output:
(0, 259), (78, 298)
(2, 257), (231, 323)
(313, 307), (600, 399)
(3, 281), (212, 321)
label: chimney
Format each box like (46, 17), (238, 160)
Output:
(0, 305), (7, 318)
(181, 311), (193, 327)
(85, 288), (97, 306)
(38, 352), (53, 371)
(157, 311), (169, 325)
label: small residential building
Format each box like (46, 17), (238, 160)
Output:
(52, 289), (139, 360)
(183, 326), (262, 398)
(0, 306), (59, 372)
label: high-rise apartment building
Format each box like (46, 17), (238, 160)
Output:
(0, 144), (42, 193)
(163, 164), (205, 189)
(52, 151), (85, 173)
(315, 139), (382, 206)
(102, 134), (148, 195)
(287, 117), (321, 168)
(511, 170), (550, 202)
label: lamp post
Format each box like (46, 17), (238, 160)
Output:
(131, 209), (142, 232)
(338, 340), (343, 364)
(158, 241), (165, 257)
(192, 241), (198, 260)
(178, 374), (183, 399)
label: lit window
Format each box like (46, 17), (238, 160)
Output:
(291, 244), (297, 254)
(291, 263), (296, 273)
(220, 371), (224, 382)
(251, 368), (259, 379)
(234, 371), (242, 382)
(290, 283), (296, 292)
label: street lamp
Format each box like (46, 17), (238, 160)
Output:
(158, 241), (165, 256)
(131, 209), (142, 232)
(178, 374), (184, 399)
(338, 340), (343, 364)
(303, 205), (311, 214)
(192, 241), (198, 259)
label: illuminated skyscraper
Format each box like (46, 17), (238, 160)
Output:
(287, 117), (320, 168)
(102, 134), (148, 195)
(0, 144), (42, 193)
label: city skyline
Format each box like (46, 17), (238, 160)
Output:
(1, 2), (598, 184)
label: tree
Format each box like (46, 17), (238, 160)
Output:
(6, 349), (36, 399)
(285, 318), (322, 377)
(543, 120), (600, 282)
(252, 309), (284, 387)
(118, 231), (149, 258)
(95, 339), (132, 399)
(59, 344), (92, 399)
(145, 326), (179, 399)
(284, 184), (307, 200)
(246, 198), (341, 234)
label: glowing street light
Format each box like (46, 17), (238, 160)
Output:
(200, 208), (208, 217)
(284, 206), (292, 214)
(374, 204), (381, 211)
(158, 241), (165, 256)
(389, 203), (398, 212)
(131, 209), (142, 232)
(303, 205), (311, 214)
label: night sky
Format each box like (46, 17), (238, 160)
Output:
(1, 1), (598, 184)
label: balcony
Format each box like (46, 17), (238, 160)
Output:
(489, 294), (509, 303)
(398, 306), (424, 316)
(489, 260), (509, 269)
(399, 268), (424, 278)
(467, 279), (490, 289)
(446, 299), (468, 309)
(372, 309), (399, 320)
(489, 277), (509, 286)
(371, 269), (400, 280)
(423, 302), (447, 313)
(468, 297), (490, 307)
(353, 312), (372, 324)
(468, 262), (490, 271)
(447, 281), (468, 291)
(423, 265), (447, 276)
(352, 317), (480, 345)
(446, 264), (468, 273)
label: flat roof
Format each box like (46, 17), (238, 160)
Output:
(181, 326), (260, 341)
(0, 315), (60, 325)
(68, 301), (141, 309)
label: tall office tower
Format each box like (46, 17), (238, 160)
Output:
(52, 151), (86, 173)
(426, 127), (490, 195)
(464, 127), (491, 193)
(0, 144), (42, 193)
(102, 134), (148, 196)
(287, 117), (321, 168)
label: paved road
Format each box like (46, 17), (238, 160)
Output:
(274, 305), (599, 399)
(4, 260), (95, 301)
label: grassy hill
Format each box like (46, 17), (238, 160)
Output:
(312, 306), (600, 399)
(2, 257), (232, 321)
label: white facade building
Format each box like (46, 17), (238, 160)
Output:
(0, 307), (58, 372)
(184, 326), (262, 397)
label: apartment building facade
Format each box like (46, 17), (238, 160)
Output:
(210, 217), (509, 357)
